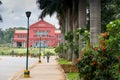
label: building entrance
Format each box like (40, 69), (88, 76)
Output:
(17, 42), (22, 47)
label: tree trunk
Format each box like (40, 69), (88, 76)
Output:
(66, 8), (72, 61)
(67, 46), (72, 61)
(78, 0), (86, 55)
(90, 0), (101, 45)
(78, 0), (86, 28)
(72, 0), (77, 65)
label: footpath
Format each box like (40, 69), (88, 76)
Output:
(11, 56), (66, 80)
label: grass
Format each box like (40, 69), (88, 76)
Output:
(57, 59), (79, 80)
(57, 58), (71, 64)
(67, 72), (79, 80)
(0, 47), (56, 55)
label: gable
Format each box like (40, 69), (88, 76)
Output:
(30, 19), (55, 28)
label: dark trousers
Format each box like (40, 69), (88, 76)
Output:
(47, 57), (49, 63)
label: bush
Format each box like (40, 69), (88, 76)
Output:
(76, 19), (120, 80)
(77, 47), (119, 80)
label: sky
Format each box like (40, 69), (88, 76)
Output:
(0, 0), (60, 30)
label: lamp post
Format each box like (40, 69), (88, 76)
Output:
(38, 36), (41, 63)
(44, 40), (45, 56)
(24, 11), (31, 78)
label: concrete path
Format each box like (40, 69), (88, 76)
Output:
(15, 56), (66, 80)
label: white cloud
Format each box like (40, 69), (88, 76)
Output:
(0, 0), (60, 29)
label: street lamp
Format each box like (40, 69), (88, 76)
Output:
(24, 11), (31, 78)
(44, 40), (45, 56)
(38, 36), (41, 63)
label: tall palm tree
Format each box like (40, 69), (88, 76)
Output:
(37, 0), (84, 63)
(37, 0), (73, 59)
(90, 0), (101, 45)
(37, 0), (62, 19)
(78, 0), (86, 28)
(37, 0), (102, 63)
(78, 0), (87, 54)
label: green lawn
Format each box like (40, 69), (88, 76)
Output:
(57, 58), (71, 64)
(0, 47), (56, 55)
(67, 72), (79, 80)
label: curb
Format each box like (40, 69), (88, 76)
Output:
(56, 58), (67, 80)
(8, 61), (38, 80)
(57, 64), (67, 80)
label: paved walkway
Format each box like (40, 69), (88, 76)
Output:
(13, 56), (66, 80)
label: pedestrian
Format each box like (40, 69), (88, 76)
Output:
(46, 52), (50, 63)
(38, 52), (41, 63)
(11, 50), (14, 56)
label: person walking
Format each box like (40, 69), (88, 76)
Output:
(11, 50), (14, 56)
(46, 53), (50, 63)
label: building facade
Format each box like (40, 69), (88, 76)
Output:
(13, 20), (61, 48)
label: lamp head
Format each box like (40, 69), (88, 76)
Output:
(25, 11), (31, 18)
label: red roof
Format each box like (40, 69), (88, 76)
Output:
(14, 30), (27, 33)
(30, 19), (55, 28)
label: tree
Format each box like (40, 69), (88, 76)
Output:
(90, 0), (101, 45)
(101, 0), (120, 32)
(36, 0), (73, 60)
(0, 28), (4, 43)
(0, 27), (26, 44)
(78, 0), (87, 55)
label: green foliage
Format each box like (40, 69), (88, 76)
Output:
(76, 19), (120, 80)
(65, 30), (74, 42)
(16, 27), (27, 30)
(77, 48), (119, 80)
(0, 27), (27, 44)
(55, 43), (68, 58)
(4, 28), (14, 43)
(45, 51), (55, 55)
(64, 28), (90, 58)
(57, 58), (71, 64)
(101, 0), (120, 32)
(0, 47), (55, 56)
(0, 29), (4, 43)
(106, 19), (120, 53)
(55, 43), (63, 54)
(67, 72), (79, 80)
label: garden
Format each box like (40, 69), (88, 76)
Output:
(55, 19), (120, 80)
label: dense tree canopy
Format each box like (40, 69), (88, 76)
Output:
(101, 0), (120, 32)
(37, 0), (120, 32)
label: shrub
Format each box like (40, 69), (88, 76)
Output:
(76, 19), (120, 80)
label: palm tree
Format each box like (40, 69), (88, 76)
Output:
(78, 0), (86, 28)
(37, 0), (73, 59)
(78, 0), (87, 55)
(90, 0), (101, 45)
(36, 0), (85, 63)
(37, 0), (102, 63)
(36, 0), (61, 19)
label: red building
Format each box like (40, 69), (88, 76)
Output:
(13, 20), (61, 48)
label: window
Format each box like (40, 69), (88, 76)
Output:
(18, 34), (27, 38)
(34, 30), (37, 33)
(33, 35), (38, 37)
(18, 34), (22, 38)
(47, 30), (50, 32)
